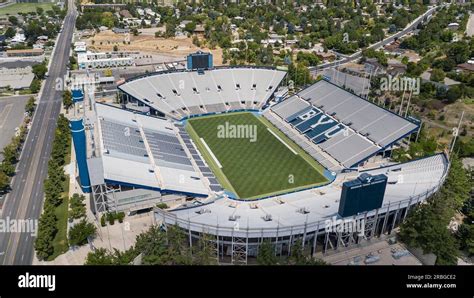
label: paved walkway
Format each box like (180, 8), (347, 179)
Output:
(316, 237), (422, 266)
(466, 12), (474, 37)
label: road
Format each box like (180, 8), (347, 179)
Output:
(310, 6), (438, 73)
(0, 0), (77, 265)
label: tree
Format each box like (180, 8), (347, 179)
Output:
(288, 62), (312, 87)
(5, 27), (16, 39)
(430, 68), (445, 83)
(446, 85), (462, 103)
(193, 233), (218, 265)
(399, 155), (469, 264)
(447, 42), (470, 65)
(25, 96), (36, 115)
(34, 207), (58, 260)
(85, 248), (115, 265)
(30, 79), (41, 93)
(62, 90), (73, 111)
(32, 63), (48, 80)
(457, 224), (474, 257)
(8, 16), (18, 26)
(184, 21), (196, 34)
(0, 171), (10, 192)
(68, 219), (97, 247)
(69, 193), (86, 220)
(257, 240), (278, 265)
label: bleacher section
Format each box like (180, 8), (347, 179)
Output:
(270, 80), (419, 169)
(175, 123), (223, 193)
(94, 104), (210, 196)
(118, 67), (286, 119)
(262, 110), (342, 172)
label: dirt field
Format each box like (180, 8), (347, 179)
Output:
(87, 30), (224, 65)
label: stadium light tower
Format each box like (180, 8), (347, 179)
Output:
(404, 89), (413, 118)
(449, 111), (465, 154)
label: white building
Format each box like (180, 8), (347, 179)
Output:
(10, 33), (26, 44)
(77, 52), (135, 69)
(144, 8), (156, 17)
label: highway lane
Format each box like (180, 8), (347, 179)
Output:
(0, 0), (77, 265)
(310, 6), (438, 73)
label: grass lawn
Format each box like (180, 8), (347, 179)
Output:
(0, 3), (54, 16)
(48, 194), (69, 261)
(186, 112), (328, 200)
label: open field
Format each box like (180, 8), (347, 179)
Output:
(0, 3), (54, 16)
(186, 112), (328, 199)
(87, 30), (224, 65)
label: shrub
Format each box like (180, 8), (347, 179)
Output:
(117, 212), (125, 223)
(156, 202), (168, 209)
(100, 214), (106, 227)
(107, 212), (115, 225)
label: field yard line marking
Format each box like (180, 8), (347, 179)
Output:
(200, 137), (222, 168)
(267, 128), (298, 155)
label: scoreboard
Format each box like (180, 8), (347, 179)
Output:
(338, 173), (388, 217)
(187, 51), (213, 70)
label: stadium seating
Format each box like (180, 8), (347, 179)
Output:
(119, 67), (286, 119)
(270, 80), (419, 169)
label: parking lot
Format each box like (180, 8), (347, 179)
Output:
(0, 95), (30, 161)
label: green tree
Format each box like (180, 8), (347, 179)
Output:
(0, 171), (10, 191)
(257, 240), (278, 265)
(62, 90), (73, 111)
(446, 85), (462, 103)
(30, 79), (41, 93)
(68, 219), (97, 247)
(32, 63), (48, 79)
(85, 248), (115, 265)
(4, 27), (15, 39)
(34, 207), (58, 260)
(69, 193), (86, 220)
(193, 233), (218, 265)
(25, 96), (36, 115)
(399, 155), (469, 264)
(430, 68), (445, 83)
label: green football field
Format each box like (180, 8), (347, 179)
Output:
(186, 112), (328, 200)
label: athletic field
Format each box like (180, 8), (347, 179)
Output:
(186, 112), (328, 200)
(0, 3), (54, 16)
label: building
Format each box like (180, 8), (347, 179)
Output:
(77, 51), (135, 69)
(6, 49), (44, 57)
(68, 62), (449, 263)
(10, 33), (26, 44)
(447, 22), (460, 31)
(456, 63), (474, 73)
(112, 27), (130, 34)
(74, 41), (87, 53)
(0, 66), (34, 90)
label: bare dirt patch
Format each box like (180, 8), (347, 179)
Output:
(86, 30), (224, 65)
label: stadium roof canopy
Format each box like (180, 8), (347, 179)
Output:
(118, 67), (286, 119)
(90, 103), (209, 196)
(271, 80), (419, 168)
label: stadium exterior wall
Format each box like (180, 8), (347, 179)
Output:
(154, 154), (449, 264)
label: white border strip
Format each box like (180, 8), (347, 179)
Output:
(267, 128), (297, 155)
(200, 137), (223, 168)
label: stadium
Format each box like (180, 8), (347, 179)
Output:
(70, 52), (449, 264)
